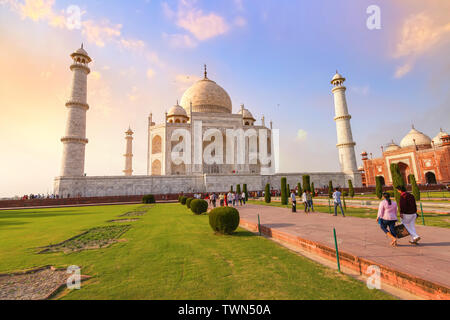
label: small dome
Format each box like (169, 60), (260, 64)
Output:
(358, 166), (364, 171)
(385, 141), (401, 152)
(400, 126), (432, 148)
(71, 44), (92, 62)
(331, 71), (345, 84)
(168, 103), (188, 117)
(180, 77), (232, 114)
(432, 128), (448, 146)
(237, 108), (255, 120)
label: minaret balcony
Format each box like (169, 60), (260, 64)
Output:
(66, 101), (90, 110)
(61, 136), (89, 144)
(70, 63), (91, 74)
(334, 115), (352, 121)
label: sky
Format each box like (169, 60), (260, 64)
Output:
(0, 0), (449, 197)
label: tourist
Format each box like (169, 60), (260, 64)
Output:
(241, 191), (246, 205)
(397, 186), (421, 244)
(211, 193), (217, 208)
(377, 192), (398, 247)
(333, 187), (345, 217)
(232, 193), (236, 206)
(306, 190), (314, 212)
(291, 190), (297, 212)
(219, 193), (224, 207)
(302, 191), (309, 213)
(227, 191), (232, 207)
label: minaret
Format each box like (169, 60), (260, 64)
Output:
(60, 44), (91, 177)
(123, 127), (134, 176)
(331, 71), (358, 174)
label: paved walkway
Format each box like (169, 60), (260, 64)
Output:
(238, 204), (450, 291)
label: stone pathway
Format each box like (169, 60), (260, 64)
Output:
(238, 204), (450, 291)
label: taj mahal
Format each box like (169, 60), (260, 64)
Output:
(54, 46), (362, 197)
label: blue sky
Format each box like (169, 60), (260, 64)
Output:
(0, 0), (449, 196)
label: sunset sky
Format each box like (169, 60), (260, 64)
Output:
(0, 0), (449, 197)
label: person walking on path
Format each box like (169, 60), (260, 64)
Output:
(210, 193), (217, 208)
(333, 187), (345, 217)
(302, 191), (309, 213)
(306, 191), (314, 212)
(219, 193), (224, 207)
(377, 192), (398, 247)
(397, 186), (421, 244)
(241, 192), (246, 205)
(291, 191), (297, 213)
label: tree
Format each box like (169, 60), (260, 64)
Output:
(297, 182), (302, 196)
(409, 174), (421, 201)
(243, 184), (248, 201)
(236, 184), (241, 195)
(311, 182), (315, 197)
(390, 163), (405, 208)
(265, 184), (271, 203)
(348, 180), (354, 198)
(328, 181), (333, 199)
(375, 176), (383, 199)
(281, 177), (288, 205)
(230, 186), (233, 192)
(303, 175), (311, 192)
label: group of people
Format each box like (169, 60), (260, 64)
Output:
(207, 192), (247, 208)
(377, 185), (421, 247)
(289, 190), (315, 213)
(22, 193), (59, 200)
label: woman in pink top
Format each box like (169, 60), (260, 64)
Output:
(377, 192), (398, 247)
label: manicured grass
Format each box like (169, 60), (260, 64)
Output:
(0, 203), (393, 300)
(248, 200), (450, 229)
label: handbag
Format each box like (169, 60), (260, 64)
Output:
(394, 224), (410, 239)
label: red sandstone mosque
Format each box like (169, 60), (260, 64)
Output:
(360, 126), (450, 187)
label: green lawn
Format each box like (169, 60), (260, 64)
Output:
(248, 200), (450, 229)
(0, 203), (394, 300)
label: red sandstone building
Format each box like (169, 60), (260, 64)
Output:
(360, 126), (450, 187)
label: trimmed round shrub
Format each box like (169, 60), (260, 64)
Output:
(209, 207), (240, 235)
(191, 199), (208, 215)
(180, 196), (188, 205)
(186, 197), (194, 209)
(178, 195), (183, 203)
(142, 194), (156, 204)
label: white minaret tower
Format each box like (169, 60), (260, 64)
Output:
(331, 71), (358, 174)
(123, 127), (134, 176)
(60, 44), (91, 177)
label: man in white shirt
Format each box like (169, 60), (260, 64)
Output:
(333, 187), (345, 217)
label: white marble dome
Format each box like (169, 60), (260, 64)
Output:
(180, 77), (232, 114)
(237, 108), (255, 120)
(432, 129), (448, 146)
(168, 103), (187, 117)
(400, 126), (432, 148)
(385, 141), (401, 152)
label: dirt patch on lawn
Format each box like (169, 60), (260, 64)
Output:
(120, 205), (154, 217)
(0, 266), (90, 300)
(108, 218), (139, 223)
(39, 225), (131, 253)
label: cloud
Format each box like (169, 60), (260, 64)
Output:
(296, 129), (307, 142)
(162, 0), (230, 45)
(82, 19), (122, 47)
(162, 32), (197, 48)
(394, 63), (413, 79)
(146, 68), (155, 79)
(393, 13), (450, 78)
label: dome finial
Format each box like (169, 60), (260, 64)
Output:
(81, 43), (84, 49)
(203, 64), (208, 79)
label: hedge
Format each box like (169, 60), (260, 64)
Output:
(265, 184), (271, 203)
(281, 177), (288, 205)
(209, 207), (240, 235)
(180, 196), (188, 205)
(243, 184), (248, 201)
(186, 197), (194, 209)
(142, 194), (156, 204)
(191, 199), (209, 215)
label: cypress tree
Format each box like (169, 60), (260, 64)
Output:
(236, 184), (241, 195)
(328, 180), (333, 199)
(297, 182), (302, 196)
(348, 180), (354, 198)
(243, 184), (248, 201)
(303, 175), (311, 192)
(409, 174), (421, 201)
(375, 176), (383, 199)
(230, 186), (233, 192)
(265, 184), (271, 203)
(311, 182), (315, 197)
(281, 177), (288, 205)
(287, 184), (290, 198)
(390, 163), (405, 208)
